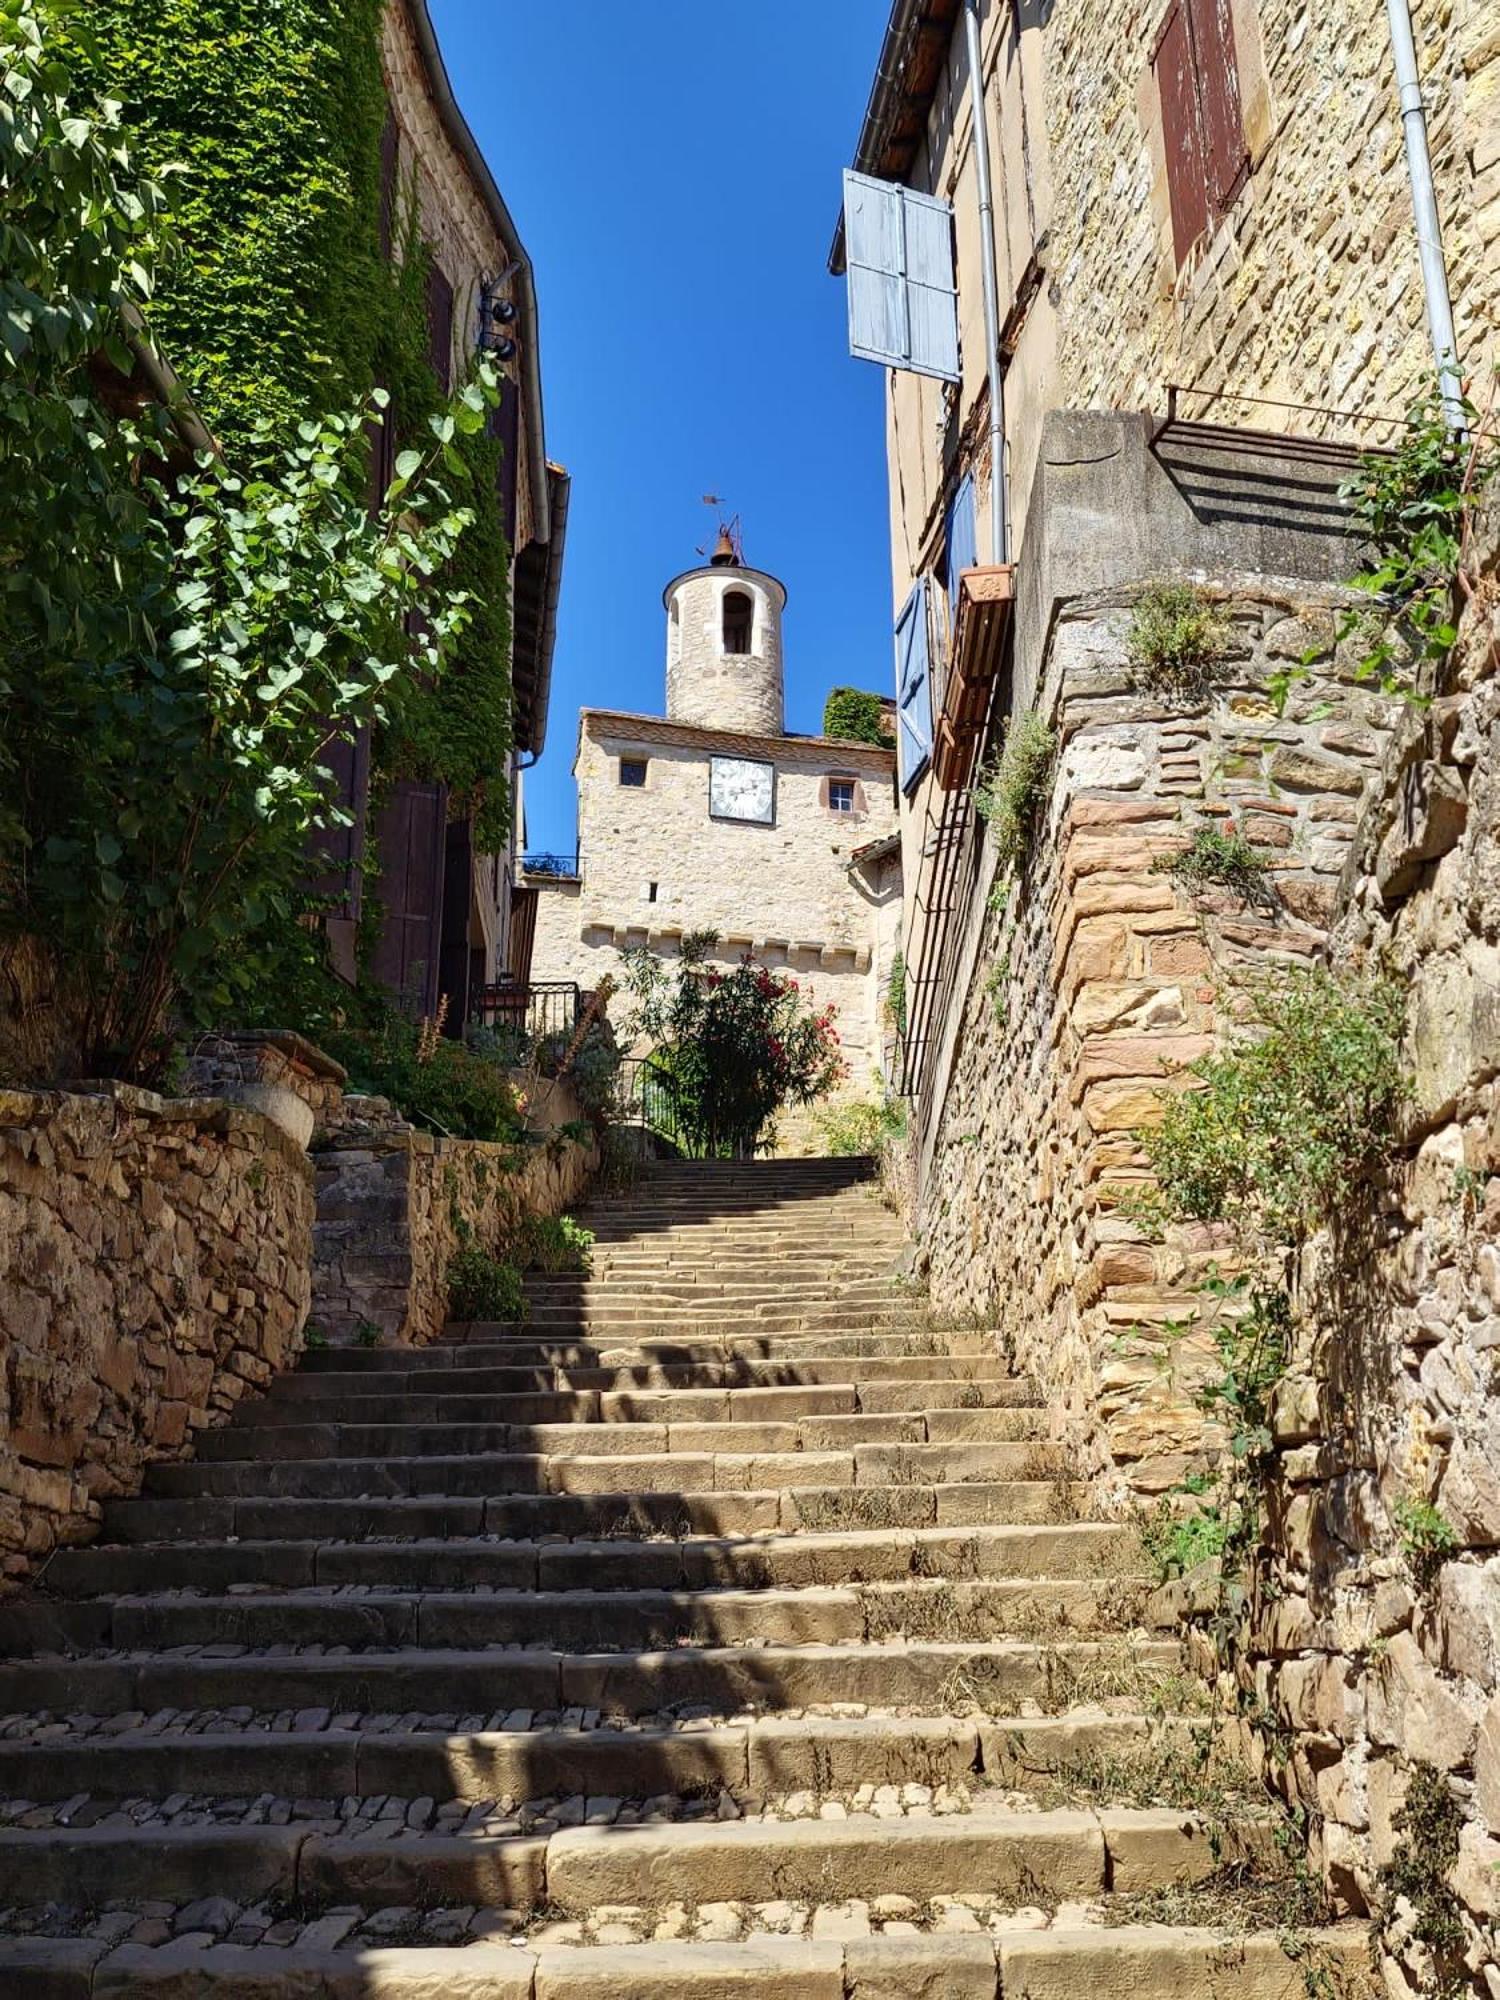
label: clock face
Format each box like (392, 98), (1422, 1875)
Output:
(709, 756), (775, 825)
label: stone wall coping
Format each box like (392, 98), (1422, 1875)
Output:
(3, 1081), (313, 1179)
(205, 1029), (349, 1084)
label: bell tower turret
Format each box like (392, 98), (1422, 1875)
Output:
(663, 527), (787, 736)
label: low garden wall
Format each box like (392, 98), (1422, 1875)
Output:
(310, 1085), (598, 1347)
(0, 1082), (313, 1589)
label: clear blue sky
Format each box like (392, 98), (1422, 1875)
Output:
(429, 0), (895, 855)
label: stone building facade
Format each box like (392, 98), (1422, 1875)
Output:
(354, 1), (567, 1022)
(528, 543), (902, 1144)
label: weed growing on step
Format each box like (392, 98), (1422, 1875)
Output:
(1153, 823), (1274, 906)
(812, 1094), (907, 1157)
(975, 710), (1055, 882)
(1126, 580), (1231, 699)
(524, 1212), (595, 1273)
(1140, 1494), (1230, 1583)
(353, 1316), (382, 1348)
(303, 1321), (328, 1351)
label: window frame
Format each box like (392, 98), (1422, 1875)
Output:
(826, 777), (858, 816)
(618, 756), (649, 788)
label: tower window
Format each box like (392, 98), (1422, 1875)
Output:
(620, 757), (648, 787)
(722, 589), (754, 655)
(828, 778), (856, 814)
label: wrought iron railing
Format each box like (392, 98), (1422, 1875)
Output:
(616, 1054), (685, 1154)
(519, 852), (581, 878)
(472, 979), (583, 1041)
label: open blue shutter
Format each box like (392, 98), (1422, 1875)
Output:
(894, 579), (932, 793)
(843, 171), (960, 384)
(945, 473), (978, 627)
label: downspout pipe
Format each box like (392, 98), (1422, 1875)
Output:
(1386, 0), (1464, 432)
(963, 0), (1008, 563)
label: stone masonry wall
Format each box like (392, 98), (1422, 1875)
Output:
(0, 1085), (312, 1589)
(1047, 0), (1499, 462)
(311, 1099), (597, 1348)
(916, 577), (1398, 1495)
(1233, 536), (1500, 1985)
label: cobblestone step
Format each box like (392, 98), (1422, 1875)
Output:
(251, 1379), (1039, 1424)
(45, 1521), (1137, 1598)
(288, 1354), (1021, 1388)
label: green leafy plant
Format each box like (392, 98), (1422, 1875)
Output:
(303, 1321), (329, 1351)
(1273, 376), (1500, 712)
(813, 1096), (907, 1157)
(1141, 1497), (1231, 1584)
(1126, 581), (1230, 698)
(885, 951), (907, 1040)
(984, 950), (1012, 1025)
(326, 1013), (524, 1141)
(446, 1244), (525, 1323)
(354, 1317), (382, 1348)
(0, 5), (499, 1082)
(974, 711), (1055, 877)
(1143, 965), (1406, 1252)
(523, 1213), (594, 1273)
(619, 931), (847, 1158)
(1154, 824), (1274, 905)
(822, 687), (888, 746)
(1393, 1492), (1458, 1593)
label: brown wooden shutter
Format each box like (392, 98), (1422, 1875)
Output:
(426, 266), (455, 392)
(379, 113), (399, 260)
(1187, 0), (1247, 215)
(369, 779), (448, 1016)
(1153, 0), (1210, 266)
(439, 815), (476, 1032)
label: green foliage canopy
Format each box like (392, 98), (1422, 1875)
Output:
(822, 687), (888, 747)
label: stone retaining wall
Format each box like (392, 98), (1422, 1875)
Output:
(1236, 540), (1500, 1982)
(311, 1094), (597, 1348)
(0, 1084), (313, 1588)
(916, 577), (1398, 1496)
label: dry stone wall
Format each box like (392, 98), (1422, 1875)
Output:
(1233, 538), (1500, 1984)
(0, 1084), (312, 1588)
(311, 1095), (597, 1348)
(916, 578), (1398, 1495)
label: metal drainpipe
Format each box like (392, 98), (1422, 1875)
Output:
(963, 0), (1009, 563)
(1386, 0), (1464, 431)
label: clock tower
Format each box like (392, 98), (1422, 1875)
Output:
(663, 527), (787, 737)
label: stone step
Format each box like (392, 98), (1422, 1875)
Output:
(277, 1356), (1028, 1393)
(0, 1710), (993, 1804)
(140, 1440), (1060, 1500)
(244, 1386), (1044, 1431)
(199, 1409), (1052, 1464)
(54, 1521), (1131, 1597)
(0, 1924), (1374, 1999)
(0, 1638), (1184, 1720)
(104, 1477), (1082, 1547)
(0, 1574), (1140, 1658)
(0, 1803), (1266, 1914)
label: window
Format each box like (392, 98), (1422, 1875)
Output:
(828, 779), (856, 814)
(722, 589), (754, 655)
(619, 757), (648, 787)
(841, 171), (960, 384)
(1152, 0), (1248, 268)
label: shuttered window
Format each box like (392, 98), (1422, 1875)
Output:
(1152, 0), (1248, 268)
(426, 266), (455, 392)
(945, 472), (978, 632)
(894, 579), (933, 793)
(842, 171), (961, 384)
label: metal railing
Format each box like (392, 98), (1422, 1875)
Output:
(472, 979), (583, 1041)
(519, 851), (581, 878)
(616, 1054), (685, 1155)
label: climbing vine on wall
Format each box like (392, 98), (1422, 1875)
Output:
(77, 0), (515, 859)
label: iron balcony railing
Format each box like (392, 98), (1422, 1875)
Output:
(473, 979), (584, 1041)
(519, 852), (581, 878)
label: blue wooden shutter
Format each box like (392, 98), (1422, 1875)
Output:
(945, 472), (978, 627)
(894, 579), (933, 792)
(843, 171), (960, 383)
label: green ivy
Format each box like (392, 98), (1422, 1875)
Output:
(822, 687), (888, 746)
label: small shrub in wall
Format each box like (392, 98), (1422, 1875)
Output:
(974, 711), (1055, 880)
(813, 1096), (907, 1158)
(447, 1245), (525, 1323)
(1126, 581), (1230, 699)
(1153, 824), (1274, 906)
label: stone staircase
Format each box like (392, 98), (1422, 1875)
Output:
(0, 1156), (1366, 1994)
